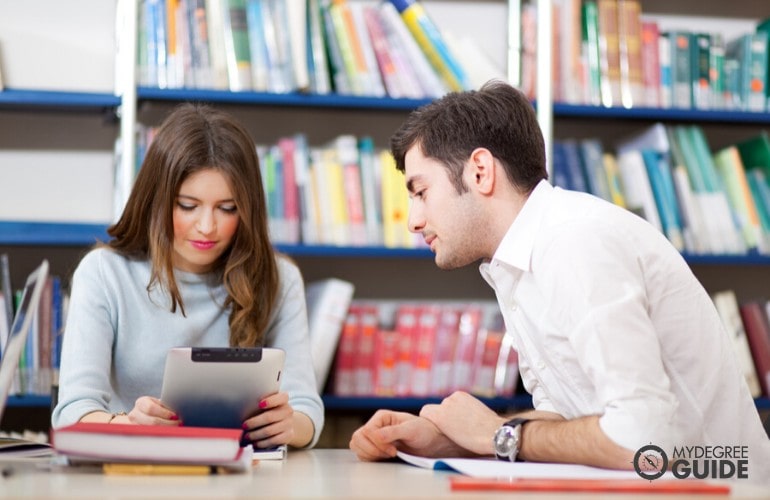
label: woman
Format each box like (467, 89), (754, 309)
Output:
(52, 103), (324, 449)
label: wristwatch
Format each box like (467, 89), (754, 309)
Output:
(493, 417), (529, 462)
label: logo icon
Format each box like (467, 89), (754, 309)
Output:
(633, 444), (668, 480)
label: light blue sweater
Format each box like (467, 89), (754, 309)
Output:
(52, 247), (324, 447)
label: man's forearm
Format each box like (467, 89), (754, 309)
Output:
(518, 415), (635, 469)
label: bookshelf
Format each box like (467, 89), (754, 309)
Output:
(2, 0), (770, 442)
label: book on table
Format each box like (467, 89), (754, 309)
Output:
(51, 422), (252, 470)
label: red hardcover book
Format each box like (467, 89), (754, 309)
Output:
(333, 306), (360, 396)
(52, 423), (246, 465)
(372, 327), (399, 396)
(354, 304), (379, 395)
(429, 306), (460, 396)
(640, 20), (661, 107)
(739, 301), (770, 396)
(410, 305), (439, 396)
(450, 306), (483, 393)
(394, 304), (419, 396)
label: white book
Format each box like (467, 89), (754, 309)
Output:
(305, 278), (355, 393)
(616, 150), (663, 232)
(349, 2), (386, 97)
(285, 0), (309, 91)
(205, 0), (229, 89)
(712, 290), (762, 398)
(378, 2), (446, 98)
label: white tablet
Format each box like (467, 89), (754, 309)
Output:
(160, 347), (285, 429)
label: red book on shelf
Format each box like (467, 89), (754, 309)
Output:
(739, 300), (770, 396)
(333, 306), (360, 396)
(372, 327), (399, 396)
(354, 304), (379, 396)
(394, 304), (419, 396)
(429, 306), (461, 396)
(410, 305), (439, 396)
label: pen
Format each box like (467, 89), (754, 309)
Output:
(102, 463), (215, 476)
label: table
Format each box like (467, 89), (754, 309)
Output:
(1, 449), (768, 499)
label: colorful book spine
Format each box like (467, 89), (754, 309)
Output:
(388, 0), (469, 92)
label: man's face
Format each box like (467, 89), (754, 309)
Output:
(404, 146), (486, 269)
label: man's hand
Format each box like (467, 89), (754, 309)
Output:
(349, 409), (466, 461)
(419, 391), (507, 456)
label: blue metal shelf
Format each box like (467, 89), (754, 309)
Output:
(138, 87), (432, 111)
(11, 394), (769, 412)
(0, 222), (110, 246)
(0, 88), (120, 109)
(322, 394), (533, 412)
(5, 394), (52, 408)
(4, 222), (770, 264)
(552, 103), (770, 124)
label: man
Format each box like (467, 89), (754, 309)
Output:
(349, 81), (770, 482)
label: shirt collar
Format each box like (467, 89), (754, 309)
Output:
(489, 179), (553, 273)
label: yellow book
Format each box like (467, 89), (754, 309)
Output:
(379, 151), (412, 248)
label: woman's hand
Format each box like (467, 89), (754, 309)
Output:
(124, 396), (180, 425)
(241, 392), (296, 449)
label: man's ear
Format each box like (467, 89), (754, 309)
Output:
(468, 148), (496, 195)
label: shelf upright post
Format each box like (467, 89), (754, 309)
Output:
(507, 0), (522, 88)
(114, 0), (139, 222)
(535, 0), (553, 179)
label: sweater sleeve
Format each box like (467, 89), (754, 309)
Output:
(51, 249), (118, 428)
(263, 256), (325, 447)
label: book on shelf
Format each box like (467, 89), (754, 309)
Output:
(306, 0), (332, 94)
(690, 32), (712, 110)
(305, 277), (355, 393)
(738, 301), (770, 397)
(221, 0), (253, 92)
(52, 422), (253, 471)
(388, 0), (469, 92)
(725, 31), (768, 112)
(713, 146), (769, 254)
(285, 0), (310, 92)
(711, 290), (762, 398)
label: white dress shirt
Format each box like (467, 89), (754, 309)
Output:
(480, 180), (770, 482)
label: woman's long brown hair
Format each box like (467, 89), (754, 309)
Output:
(106, 103), (278, 347)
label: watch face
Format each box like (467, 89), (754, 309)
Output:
(494, 426), (516, 456)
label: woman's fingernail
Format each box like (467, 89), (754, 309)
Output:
(170, 415), (179, 421)
(259, 400), (267, 409)
(242, 422), (249, 430)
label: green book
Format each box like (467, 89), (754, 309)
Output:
(725, 32), (768, 112)
(736, 132), (770, 179)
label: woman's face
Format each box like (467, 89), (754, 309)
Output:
(172, 168), (240, 274)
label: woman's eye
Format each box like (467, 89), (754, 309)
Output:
(220, 205), (237, 214)
(177, 203), (196, 211)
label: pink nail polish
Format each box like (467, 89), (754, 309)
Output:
(170, 415), (179, 421)
(259, 400), (267, 409)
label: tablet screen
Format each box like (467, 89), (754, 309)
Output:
(160, 347), (285, 428)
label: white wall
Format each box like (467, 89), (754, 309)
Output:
(0, 0), (117, 92)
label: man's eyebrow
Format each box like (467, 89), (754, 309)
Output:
(405, 176), (421, 193)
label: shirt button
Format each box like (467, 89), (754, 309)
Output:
(510, 302), (518, 312)
(537, 361), (546, 370)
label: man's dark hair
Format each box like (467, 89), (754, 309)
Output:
(390, 80), (547, 194)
